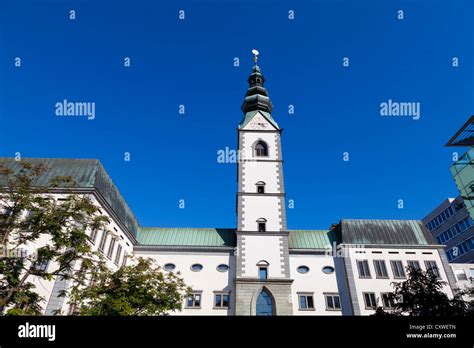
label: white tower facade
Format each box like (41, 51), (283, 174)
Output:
(234, 60), (293, 315)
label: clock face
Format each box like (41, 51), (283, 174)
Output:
(250, 116), (267, 129)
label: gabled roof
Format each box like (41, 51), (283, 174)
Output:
(137, 227), (236, 247)
(238, 110), (279, 130)
(334, 219), (436, 245)
(0, 158), (140, 237)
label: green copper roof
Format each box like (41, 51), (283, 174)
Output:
(241, 64), (274, 114)
(336, 219), (435, 245)
(288, 230), (332, 249)
(0, 158), (140, 237)
(137, 227), (236, 247)
(238, 110), (279, 129)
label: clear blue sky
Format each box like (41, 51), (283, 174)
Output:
(0, 0), (473, 230)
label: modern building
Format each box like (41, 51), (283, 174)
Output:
(446, 116), (474, 221)
(422, 196), (474, 263)
(0, 58), (461, 316)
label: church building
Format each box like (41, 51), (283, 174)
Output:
(0, 54), (458, 316)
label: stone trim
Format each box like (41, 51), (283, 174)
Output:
(234, 278), (294, 284)
(44, 276), (69, 315)
(280, 236), (291, 278)
(236, 234), (245, 278)
(437, 249), (458, 294)
(237, 129), (281, 134)
(274, 133), (287, 231)
(239, 159), (283, 163)
(236, 230), (289, 236)
(343, 257), (360, 315)
(237, 192), (286, 197)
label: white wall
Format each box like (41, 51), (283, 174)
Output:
(241, 235), (285, 278)
(289, 254), (342, 315)
(135, 250), (235, 315)
(346, 247), (454, 315)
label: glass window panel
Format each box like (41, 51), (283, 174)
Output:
(327, 296), (334, 308)
(299, 296), (307, 309)
(223, 294), (229, 307)
(195, 294), (201, 306)
(307, 296), (314, 309)
(334, 296), (341, 309)
(215, 294), (222, 307)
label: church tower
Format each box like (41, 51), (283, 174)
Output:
(234, 51), (293, 315)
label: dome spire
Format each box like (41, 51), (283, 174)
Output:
(240, 49), (274, 114)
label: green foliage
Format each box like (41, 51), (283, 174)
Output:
(69, 257), (190, 316)
(374, 267), (473, 316)
(0, 162), (109, 314)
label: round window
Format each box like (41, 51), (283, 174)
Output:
(191, 263), (203, 272)
(322, 266), (335, 274)
(297, 265), (310, 274)
(163, 263), (176, 271)
(217, 264), (229, 272)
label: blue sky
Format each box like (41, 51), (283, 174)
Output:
(0, 0), (473, 230)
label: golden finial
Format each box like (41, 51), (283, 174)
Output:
(252, 49), (259, 64)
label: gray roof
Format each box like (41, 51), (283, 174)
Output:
(335, 219), (436, 245)
(0, 158), (139, 237)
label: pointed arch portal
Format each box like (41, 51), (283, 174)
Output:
(256, 289), (274, 316)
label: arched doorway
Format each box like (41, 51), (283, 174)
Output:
(256, 289), (274, 316)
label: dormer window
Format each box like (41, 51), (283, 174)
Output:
(257, 218), (267, 232)
(254, 141), (268, 157)
(256, 181), (265, 194)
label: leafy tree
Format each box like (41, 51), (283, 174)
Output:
(68, 257), (190, 316)
(374, 266), (473, 316)
(0, 162), (109, 315)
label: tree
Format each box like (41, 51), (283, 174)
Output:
(0, 162), (109, 315)
(374, 266), (473, 316)
(68, 257), (190, 316)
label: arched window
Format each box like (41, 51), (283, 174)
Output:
(256, 181), (265, 194)
(256, 289), (274, 316)
(256, 218), (267, 232)
(254, 141), (268, 157)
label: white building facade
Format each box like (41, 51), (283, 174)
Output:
(0, 61), (465, 316)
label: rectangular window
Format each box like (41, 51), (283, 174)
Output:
(90, 229), (99, 245)
(373, 260), (388, 278)
(407, 260), (421, 271)
(107, 238), (116, 259)
(31, 259), (49, 273)
(121, 252), (128, 268)
(381, 293), (395, 309)
(298, 294), (315, 310)
(425, 261), (440, 278)
(325, 294), (342, 310)
(390, 260), (406, 278)
(186, 292), (202, 308)
(357, 260), (371, 278)
(363, 292), (377, 309)
(98, 231), (108, 252)
(214, 292), (230, 309)
(259, 267), (268, 280)
(454, 269), (468, 281)
(114, 244), (122, 266)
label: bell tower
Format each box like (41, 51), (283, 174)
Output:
(234, 50), (293, 315)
